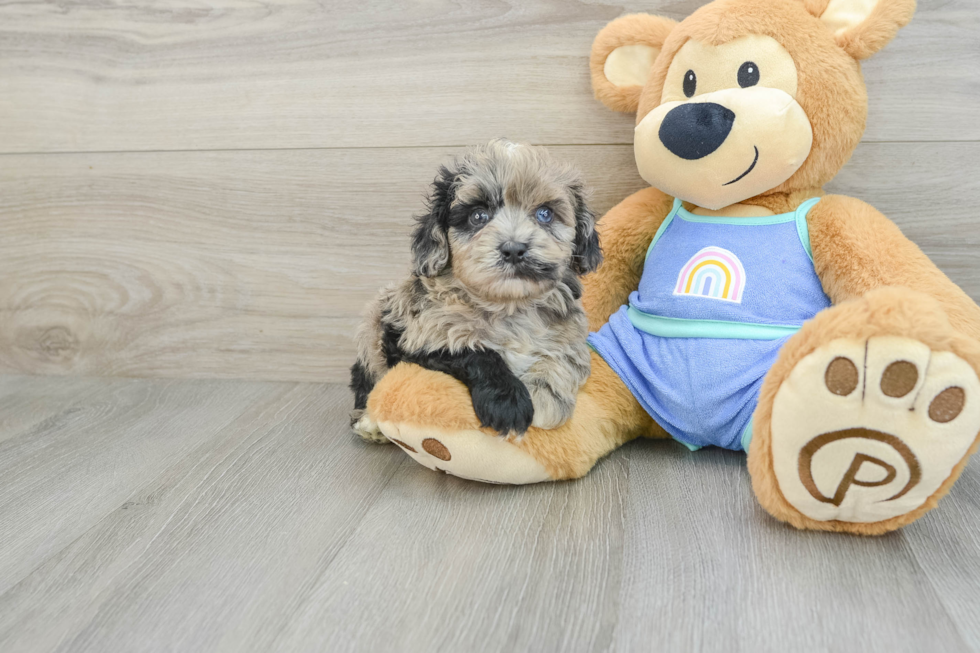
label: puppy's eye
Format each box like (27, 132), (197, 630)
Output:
(738, 61), (759, 88)
(683, 70), (697, 98)
(469, 209), (490, 226)
(535, 206), (554, 224)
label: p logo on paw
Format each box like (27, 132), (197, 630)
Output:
(770, 337), (980, 523)
(797, 428), (920, 508)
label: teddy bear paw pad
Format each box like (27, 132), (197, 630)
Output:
(376, 421), (553, 485)
(770, 336), (980, 523)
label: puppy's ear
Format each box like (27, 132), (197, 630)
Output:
(411, 165), (457, 277)
(570, 185), (602, 276)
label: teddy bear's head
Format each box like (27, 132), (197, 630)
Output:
(591, 0), (915, 210)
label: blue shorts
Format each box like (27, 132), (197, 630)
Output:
(588, 306), (790, 452)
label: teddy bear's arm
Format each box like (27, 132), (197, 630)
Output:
(808, 194), (980, 342)
(581, 187), (674, 331)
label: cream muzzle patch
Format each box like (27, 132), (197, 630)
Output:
(635, 86), (812, 210)
(634, 34), (812, 210)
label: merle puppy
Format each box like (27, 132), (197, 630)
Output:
(350, 139), (602, 442)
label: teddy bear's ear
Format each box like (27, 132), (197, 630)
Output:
(590, 14), (677, 113)
(806, 0), (916, 60)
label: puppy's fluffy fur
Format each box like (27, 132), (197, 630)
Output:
(350, 139), (602, 441)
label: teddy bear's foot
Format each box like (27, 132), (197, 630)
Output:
(377, 421), (552, 484)
(367, 362), (556, 484)
(367, 355), (655, 484)
(768, 336), (980, 530)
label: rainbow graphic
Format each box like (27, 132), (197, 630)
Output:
(674, 246), (746, 303)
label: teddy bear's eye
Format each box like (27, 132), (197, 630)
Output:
(683, 70), (697, 98)
(738, 61), (760, 88)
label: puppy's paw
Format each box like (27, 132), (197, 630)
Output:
(350, 409), (388, 444)
(471, 377), (534, 437)
(528, 385), (575, 430)
(531, 411), (571, 431)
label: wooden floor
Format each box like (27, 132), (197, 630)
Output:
(1, 375), (979, 653)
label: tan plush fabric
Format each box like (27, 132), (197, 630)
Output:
(635, 0), (868, 203)
(820, 0), (916, 60)
(604, 44), (659, 88)
(370, 351), (663, 481)
(370, 0), (980, 535)
(743, 195), (980, 534)
(581, 187), (675, 331)
(747, 286), (980, 535)
(589, 14), (677, 114)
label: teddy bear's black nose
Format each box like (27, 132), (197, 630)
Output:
(659, 102), (736, 160)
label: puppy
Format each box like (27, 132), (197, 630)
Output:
(350, 139), (602, 442)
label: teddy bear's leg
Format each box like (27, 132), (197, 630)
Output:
(367, 351), (661, 483)
(748, 287), (980, 535)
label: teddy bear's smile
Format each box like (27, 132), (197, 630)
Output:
(626, 34), (816, 211)
(635, 86), (812, 210)
(723, 145), (759, 186)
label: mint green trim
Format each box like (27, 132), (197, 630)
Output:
(648, 197), (822, 260)
(627, 306), (801, 341)
(740, 419), (754, 453)
(645, 198), (682, 261)
(794, 197), (821, 262)
(647, 198), (824, 261)
(668, 197), (823, 226)
(677, 438), (703, 452)
(675, 209), (797, 225)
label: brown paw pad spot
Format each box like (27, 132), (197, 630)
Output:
(389, 438), (416, 453)
(881, 361), (918, 398)
(929, 387), (965, 423)
(422, 438), (451, 461)
(825, 357), (859, 396)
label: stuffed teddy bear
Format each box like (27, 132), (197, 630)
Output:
(365, 0), (980, 535)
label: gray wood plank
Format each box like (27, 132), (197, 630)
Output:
(904, 462), (980, 650)
(1, 376), (979, 652)
(0, 375), (119, 445)
(0, 382), (404, 653)
(271, 447), (632, 653)
(0, 0), (974, 154)
(2, 142), (977, 383)
(610, 441), (975, 653)
(826, 142), (980, 295)
(268, 439), (980, 653)
(0, 376), (284, 595)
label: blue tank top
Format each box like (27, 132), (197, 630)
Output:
(627, 198), (831, 339)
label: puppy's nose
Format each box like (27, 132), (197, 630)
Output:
(659, 102), (735, 160)
(499, 241), (528, 263)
